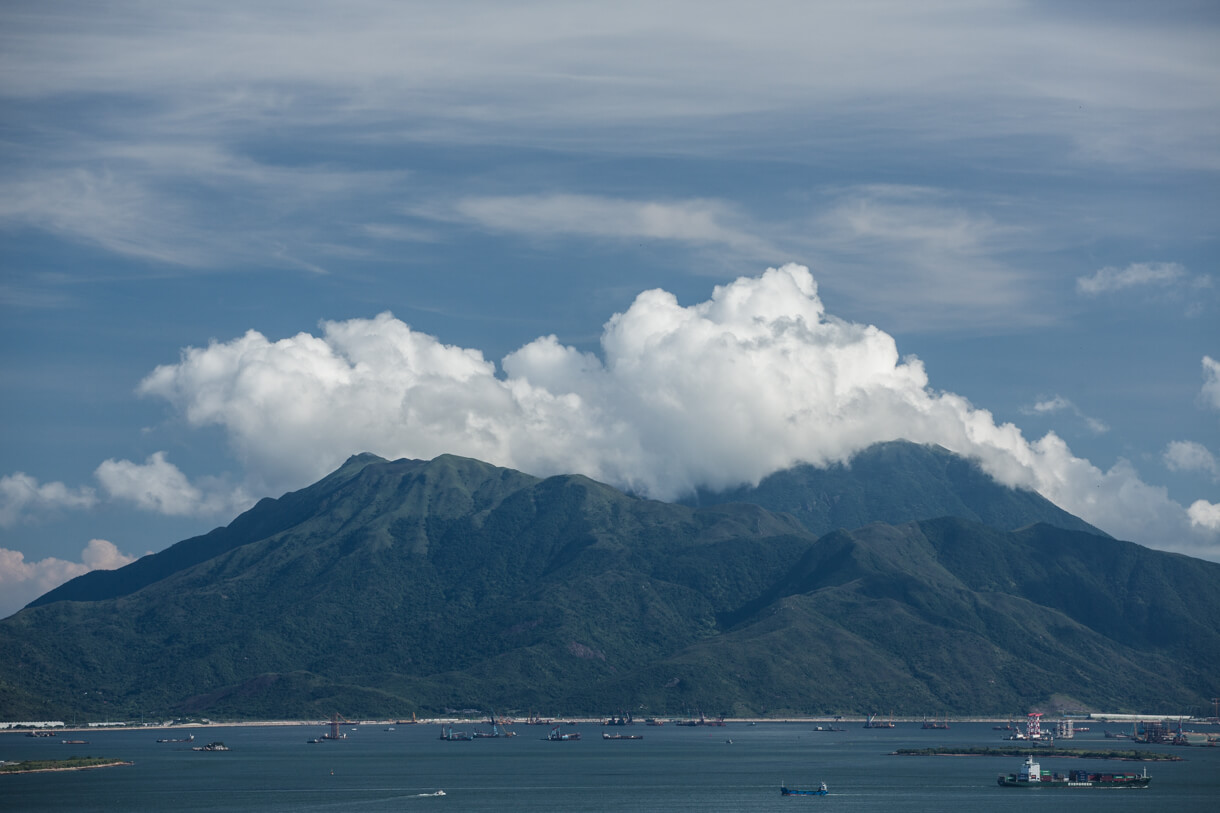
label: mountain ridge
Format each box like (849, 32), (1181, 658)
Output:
(685, 440), (1105, 537)
(4, 443), (1216, 721)
(29, 441), (1102, 609)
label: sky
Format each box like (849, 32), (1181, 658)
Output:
(1, 1), (1217, 618)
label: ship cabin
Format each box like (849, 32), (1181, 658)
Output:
(1018, 755), (1042, 782)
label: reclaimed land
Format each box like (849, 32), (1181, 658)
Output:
(1, 757), (132, 774)
(893, 746), (1181, 761)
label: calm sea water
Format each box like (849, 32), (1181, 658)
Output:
(2, 722), (1216, 812)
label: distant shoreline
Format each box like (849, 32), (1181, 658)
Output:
(8, 715), (1216, 735)
(2, 716), (1083, 733)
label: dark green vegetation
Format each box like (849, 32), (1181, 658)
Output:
(0, 757), (132, 773)
(2, 443), (1218, 721)
(685, 441), (1105, 537)
(893, 747), (1180, 761)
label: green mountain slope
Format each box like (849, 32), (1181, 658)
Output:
(654, 519), (1218, 715)
(2, 452), (1215, 722)
(686, 441), (1105, 536)
(28, 452), (397, 607)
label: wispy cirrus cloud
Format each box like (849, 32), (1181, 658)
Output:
(802, 186), (1041, 330)
(1021, 395), (1109, 435)
(1, 2), (1214, 340)
(1076, 262), (1190, 295)
(2, 3), (1216, 170)
(1, 2), (1216, 285)
(0, 169), (211, 267)
(1075, 262), (1215, 317)
(418, 184), (1053, 332)
(0, 142), (407, 273)
(442, 194), (776, 258)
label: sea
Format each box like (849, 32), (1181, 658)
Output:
(2, 721), (1217, 812)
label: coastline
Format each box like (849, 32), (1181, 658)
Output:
(9, 716), (1037, 733)
(1, 760), (133, 775)
(9, 715), (1217, 735)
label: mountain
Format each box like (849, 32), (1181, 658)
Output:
(685, 441), (1105, 537)
(2, 448), (1216, 721)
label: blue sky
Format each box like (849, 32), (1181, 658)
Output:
(1, 1), (1217, 617)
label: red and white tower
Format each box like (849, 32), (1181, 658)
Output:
(1026, 712), (1043, 740)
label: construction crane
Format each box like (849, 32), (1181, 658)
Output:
(322, 712), (350, 740)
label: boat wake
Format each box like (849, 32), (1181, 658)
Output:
(413, 790), (446, 797)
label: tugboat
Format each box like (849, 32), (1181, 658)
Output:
(546, 726), (580, 741)
(997, 755), (1150, 788)
(781, 782), (828, 796)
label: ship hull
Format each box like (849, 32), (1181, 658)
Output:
(997, 754), (1149, 789)
(997, 777), (1150, 789)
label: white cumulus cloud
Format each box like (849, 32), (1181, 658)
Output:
(1, 455), (247, 525)
(0, 472), (97, 527)
(138, 264), (1220, 560)
(95, 451), (252, 517)
(1164, 440), (1219, 480)
(1188, 500), (1220, 532)
(1202, 356), (1220, 411)
(0, 539), (137, 619)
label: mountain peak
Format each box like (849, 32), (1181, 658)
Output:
(6, 447), (1217, 722)
(686, 440), (1105, 537)
(342, 451), (388, 467)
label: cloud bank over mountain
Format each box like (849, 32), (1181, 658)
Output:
(137, 265), (1219, 560)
